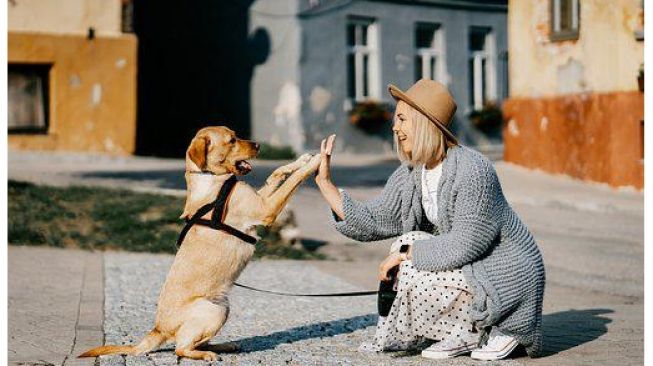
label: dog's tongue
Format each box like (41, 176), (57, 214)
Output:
(237, 160), (252, 173)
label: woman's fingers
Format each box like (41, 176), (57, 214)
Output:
(325, 134), (336, 156)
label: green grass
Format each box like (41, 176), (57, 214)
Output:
(8, 180), (324, 259)
(256, 143), (297, 160)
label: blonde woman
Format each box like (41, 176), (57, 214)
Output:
(315, 79), (545, 360)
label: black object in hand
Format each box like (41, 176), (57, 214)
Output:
(377, 265), (399, 317)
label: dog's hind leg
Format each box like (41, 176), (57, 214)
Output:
(174, 298), (230, 361)
(257, 153), (313, 197)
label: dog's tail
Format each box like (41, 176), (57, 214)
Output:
(78, 329), (166, 358)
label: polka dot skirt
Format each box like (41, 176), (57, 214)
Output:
(359, 231), (480, 353)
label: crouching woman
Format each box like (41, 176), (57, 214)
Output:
(314, 80), (545, 361)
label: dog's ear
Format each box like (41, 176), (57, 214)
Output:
(188, 134), (209, 170)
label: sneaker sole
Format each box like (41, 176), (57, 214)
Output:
(470, 340), (519, 361)
(422, 345), (478, 360)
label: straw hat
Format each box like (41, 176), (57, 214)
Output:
(388, 79), (459, 144)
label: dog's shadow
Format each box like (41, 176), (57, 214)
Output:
(224, 314), (376, 353)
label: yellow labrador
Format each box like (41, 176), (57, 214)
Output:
(80, 126), (321, 361)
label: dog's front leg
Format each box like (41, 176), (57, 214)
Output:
(260, 154), (321, 225)
(257, 153), (313, 197)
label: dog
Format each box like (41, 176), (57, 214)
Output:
(79, 126), (322, 361)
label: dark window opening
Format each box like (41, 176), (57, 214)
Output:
(8, 64), (51, 134)
(550, 0), (580, 41)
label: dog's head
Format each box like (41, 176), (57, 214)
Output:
(185, 126), (260, 175)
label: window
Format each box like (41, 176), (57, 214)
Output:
(8, 64), (50, 133)
(550, 0), (579, 41)
(468, 27), (496, 110)
(415, 23), (446, 84)
(347, 17), (379, 101)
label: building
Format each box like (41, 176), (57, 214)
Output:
(8, 0), (137, 155)
(503, 0), (644, 189)
(250, 0), (509, 155)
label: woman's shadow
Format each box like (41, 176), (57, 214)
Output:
(538, 308), (613, 357)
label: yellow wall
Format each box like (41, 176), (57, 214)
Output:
(508, 0), (643, 97)
(8, 32), (137, 155)
(8, 0), (122, 36)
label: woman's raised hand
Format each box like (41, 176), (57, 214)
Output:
(316, 134), (336, 183)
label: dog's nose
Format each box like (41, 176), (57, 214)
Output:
(254, 143), (260, 151)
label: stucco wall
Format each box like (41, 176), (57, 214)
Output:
(8, 0), (122, 36)
(249, 0), (304, 153)
(8, 32), (137, 155)
(508, 0), (644, 97)
(504, 92), (643, 189)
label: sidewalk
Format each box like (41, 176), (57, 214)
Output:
(7, 149), (643, 365)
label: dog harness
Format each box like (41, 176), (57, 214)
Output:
(176, 175), (258, 247)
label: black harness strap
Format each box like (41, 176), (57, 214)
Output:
(177, 175), (258, 247)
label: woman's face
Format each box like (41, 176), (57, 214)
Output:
(392, 101), (414, 156)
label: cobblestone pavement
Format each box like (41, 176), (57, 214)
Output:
(100, 252), (523, 366)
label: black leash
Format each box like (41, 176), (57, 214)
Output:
(178, 173), (378, 297)
(177, 175), (257, 247)
(234, 282), (377, 297)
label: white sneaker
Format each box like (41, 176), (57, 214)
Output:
(470, 329), (519, 361)
(421, 338), (479, 359)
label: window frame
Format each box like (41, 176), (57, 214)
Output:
(550, 0), (580, 42)
(8, 63), (52, 135)
(414, 22), (447, 84)
(346, 16), (380, 102)
(468, 27), (496, 111)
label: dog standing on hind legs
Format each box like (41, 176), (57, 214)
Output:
(79, 126), (323, 361)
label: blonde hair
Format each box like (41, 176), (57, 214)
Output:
(394, 104), (456, 166)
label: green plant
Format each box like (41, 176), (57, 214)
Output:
(349, 100), (393, 133)
(257, 143), (297, 160)
(468, 101), (504, 133)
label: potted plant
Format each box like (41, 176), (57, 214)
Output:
(469, 101), (504, 134)
(349, 100), (393, 134)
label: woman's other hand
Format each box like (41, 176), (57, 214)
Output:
(378, 252), (404, 281)
(316, 134), (336, 183)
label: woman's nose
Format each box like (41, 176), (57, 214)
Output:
(392, 120), (400, 132)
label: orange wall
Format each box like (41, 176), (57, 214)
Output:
(8, 32), (137, 155)
(503, 92), (643, 189)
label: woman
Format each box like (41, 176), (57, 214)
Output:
(315, 79), (545, 361)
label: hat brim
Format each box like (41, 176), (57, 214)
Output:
(388, 84), (459, 145)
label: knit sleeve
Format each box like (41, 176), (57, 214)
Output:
(330, 165), (405, 242)
(411, 160), (503, 271)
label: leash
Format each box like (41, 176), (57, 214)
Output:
(233, 282), (377, 297)
(178, 173), (378, 297)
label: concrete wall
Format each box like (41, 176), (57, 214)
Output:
(298, 0), (508, 154)
(249, 0), (304, 153)
(8, 0), (122, 36)
(8, 32), (137, 155)
(503, 0), (644, 189)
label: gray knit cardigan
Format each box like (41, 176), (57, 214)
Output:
(332, 145), (545, 357)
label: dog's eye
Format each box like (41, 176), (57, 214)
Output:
(229, 138), (236, 144)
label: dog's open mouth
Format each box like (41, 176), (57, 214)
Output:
(235, 160), (252, 174)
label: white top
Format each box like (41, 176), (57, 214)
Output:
(421, 163), (443, 224)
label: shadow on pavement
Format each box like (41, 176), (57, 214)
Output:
(77, 161), (399, 190)
(540, 308), (613, 357)
(231, 314), (377, 353)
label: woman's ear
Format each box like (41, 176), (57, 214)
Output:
(188, 135), (209, 170)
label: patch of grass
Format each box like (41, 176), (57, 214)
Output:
(256, 143), (297, 160)
(8, 180), (325, 259)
